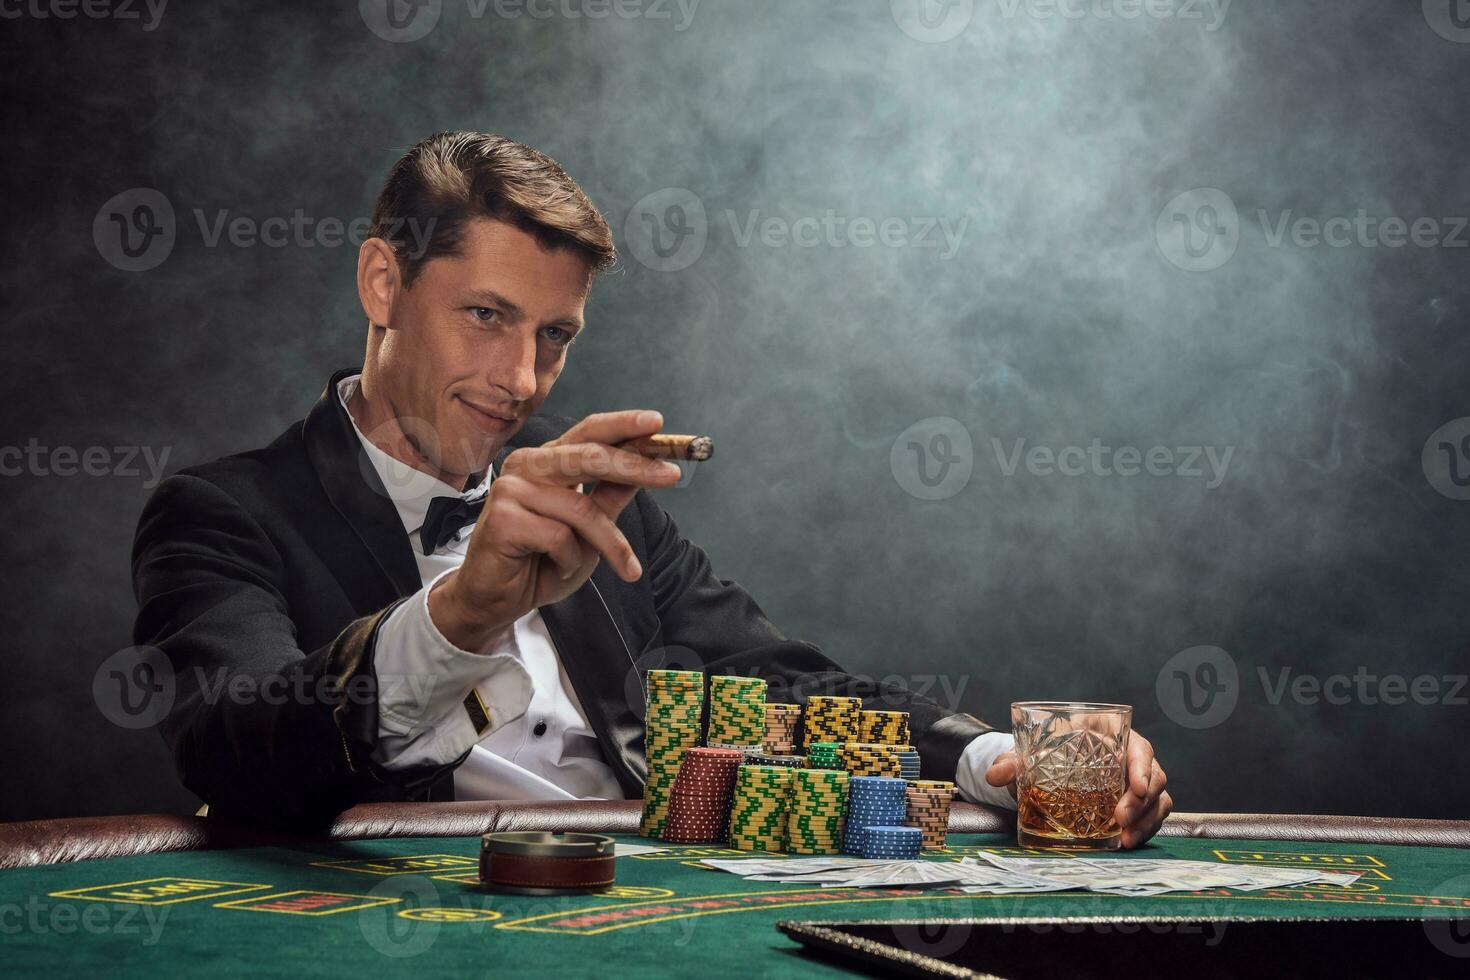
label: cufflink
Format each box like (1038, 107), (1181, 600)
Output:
(464, 689), (493, 736)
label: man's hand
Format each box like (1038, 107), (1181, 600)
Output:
(984, 731), (1172, 849)
(428, 410), (683, 651)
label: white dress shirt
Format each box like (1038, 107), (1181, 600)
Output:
(340, 374), (1016, 809)
(341, 375), (624, 801)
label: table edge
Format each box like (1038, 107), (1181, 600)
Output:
(3, 801), (1467, 870)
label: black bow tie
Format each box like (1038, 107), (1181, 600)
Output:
(419, 492), (488, 556)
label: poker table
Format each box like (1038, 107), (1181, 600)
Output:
(4, 802), (1469, 977)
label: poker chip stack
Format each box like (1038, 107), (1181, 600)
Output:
(859, 710), (911, 745)
(762, 703), (801, 754)
(859, 826), (923, 860)
(842, 776), (908, 855)
(904, 780), (956, 850)
(743, 751), (804, 769)
(707, 675), (767, 747)
(663, 747), (744, 844)
(897, 749), (922, 780)
(787, 768), (849, 854)
(837, 742), (904, 778)
(727, 765), (795, 851)
(639, 669), (705, 839)
(802, 696), (861, 749)
(805, 742), (843, 770)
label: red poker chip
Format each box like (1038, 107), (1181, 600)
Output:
(674, 788), (736, 798)
(666, 802), (729, 815)
(667, 799), (726, 809)
(676, 772), (739, 784)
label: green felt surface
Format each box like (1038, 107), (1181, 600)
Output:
(4, 833), (1469, 977)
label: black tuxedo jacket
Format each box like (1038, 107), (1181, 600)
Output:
(132, 368), (991, 830)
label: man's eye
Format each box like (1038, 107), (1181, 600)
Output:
(470, 307), (498, 322)
(540, 325), (573, 345)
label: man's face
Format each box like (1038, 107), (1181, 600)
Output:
(374, 217), (591, 482)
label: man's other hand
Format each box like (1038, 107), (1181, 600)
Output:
(984, 730), (1173, 849)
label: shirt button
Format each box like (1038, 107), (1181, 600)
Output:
(533, 721), (548, 737)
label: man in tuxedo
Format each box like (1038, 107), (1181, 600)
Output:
(132, 131), (1171, 839)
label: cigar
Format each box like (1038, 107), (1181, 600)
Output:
(621, 434), (714, 462)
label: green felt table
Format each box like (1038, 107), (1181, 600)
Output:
(4, 833), (1469, 976)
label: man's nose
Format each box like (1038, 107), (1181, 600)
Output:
(492, 331), (539, 402)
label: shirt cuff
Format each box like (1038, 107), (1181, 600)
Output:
(371, 568), (533, 770)
(954, 730), (1018, 810)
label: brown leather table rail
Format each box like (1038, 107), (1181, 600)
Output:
(2, 801), (1467, 871)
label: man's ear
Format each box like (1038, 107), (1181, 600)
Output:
(357, 237), (400, 327)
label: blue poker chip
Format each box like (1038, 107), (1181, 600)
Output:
(862, 826), (922, 841)
(859, 833), (922, 854)
(849, 777), (906, 791)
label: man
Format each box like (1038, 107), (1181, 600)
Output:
(132, 132), (1171, 841)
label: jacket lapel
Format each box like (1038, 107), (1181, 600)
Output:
(302, 368), (423, 602)
(538, 570), (649, 796)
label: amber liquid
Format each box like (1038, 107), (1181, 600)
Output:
(1017, 783), (1122, 848)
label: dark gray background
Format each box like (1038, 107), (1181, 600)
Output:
(2, 0), (1467, 823)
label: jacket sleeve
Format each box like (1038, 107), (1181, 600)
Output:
(131, 473), (458, 830)
(633, 490), (993, 782)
